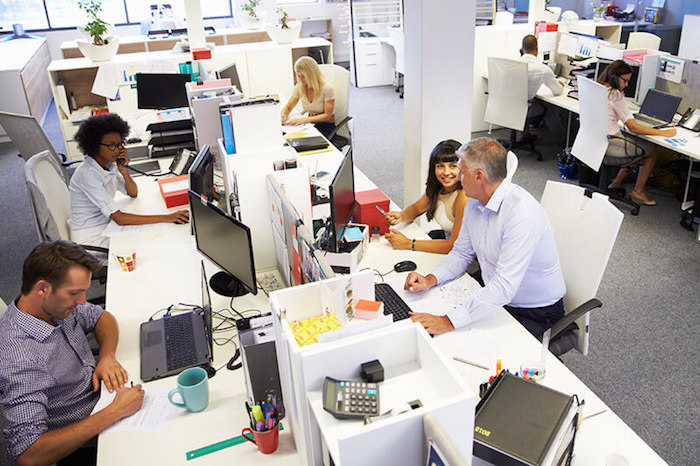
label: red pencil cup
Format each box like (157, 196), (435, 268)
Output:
(241, 423), (280, 454)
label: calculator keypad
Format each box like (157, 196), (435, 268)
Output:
(339, 381), (378, 417)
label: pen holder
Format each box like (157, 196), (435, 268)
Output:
(242, 422), (280, 454)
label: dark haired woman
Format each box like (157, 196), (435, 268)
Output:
(598, 59), (676, 206)
(69, 113), (189, 247)
(384, 140), (467, 253)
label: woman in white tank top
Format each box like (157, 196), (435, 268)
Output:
(384, 140), (468, 254)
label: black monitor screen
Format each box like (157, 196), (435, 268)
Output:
(189, 190), (257, 297)
(215, 63), (242, 92)
(200, 260), (213, 358)
(329, 150), (355, 253)
(188, 144), (214, 200)
(639, 88), (682, 123)
(136, 73), (190, 110)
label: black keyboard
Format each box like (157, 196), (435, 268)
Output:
(374, 283), (412, 322)
(163, 314), (198, 371)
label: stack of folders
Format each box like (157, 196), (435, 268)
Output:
(473, 373), (579, 466)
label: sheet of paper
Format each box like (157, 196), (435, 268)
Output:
(161, 179), (189, 193)
(102, 221), (170, 237)
(92, 388), (180, 433)
(658, 56), (684, 84)
(557, 33), (579, 57)
(92, 64), (120, 100)
(453, 329), (507, 371)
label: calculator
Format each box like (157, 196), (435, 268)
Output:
(322, 377), (380, 419)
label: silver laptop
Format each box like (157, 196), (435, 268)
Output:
(633, 88), (682, 127)
(140, 261), (213, 382)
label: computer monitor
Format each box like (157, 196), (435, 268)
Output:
(200, 260), (214, 360)
(328, 149), (355, 253)
(215, 62), (242, 92)
(189, 190), (257, 297)
(188, 144), (214, 200)
(136, 73), (191, 110)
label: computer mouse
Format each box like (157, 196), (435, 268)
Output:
(394, 260), (417, 273)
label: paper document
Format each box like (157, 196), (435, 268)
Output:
(453, 329), (507, 372)
(161, 179), (189, 193)
(102, 221), (170, 237)
(92, 388), (179, 433)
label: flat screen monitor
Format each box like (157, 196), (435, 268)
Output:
(136, 73), (191, 110)
(200, 260), (214, 359)
(329, 149), (355, 253)
(188, 144), (214, 200)
(189, 190), (257, 297)
(215, 62), (242, 92)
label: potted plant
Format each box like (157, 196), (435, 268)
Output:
(239, 0), (267, 30)
(265, 7), (301, 44)
(76, 0), (119, 61)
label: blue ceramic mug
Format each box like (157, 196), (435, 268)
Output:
(168, 367), (208, 412)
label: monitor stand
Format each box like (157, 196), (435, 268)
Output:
(210, 271), (249, 297)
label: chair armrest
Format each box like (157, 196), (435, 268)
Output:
(327, 116), (353, 141)
(548, 298), (602, 340)
(81, 245), (109, 255)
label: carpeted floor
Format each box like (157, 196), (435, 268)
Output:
(0, 87), (698, 466)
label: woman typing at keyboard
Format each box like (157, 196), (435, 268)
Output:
(598, 60), (676, 206)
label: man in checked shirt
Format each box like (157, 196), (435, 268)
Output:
(0, 241), (144, 465)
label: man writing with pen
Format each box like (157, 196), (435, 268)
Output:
(0, 241), (145, 465)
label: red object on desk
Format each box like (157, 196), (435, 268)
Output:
(157, 174), (189, 208)
(353, 189), (390, 235)
(192, 48), (211, 60)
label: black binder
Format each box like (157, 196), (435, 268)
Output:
(286, 136), (329, 152)
(473, 372), (578, 466)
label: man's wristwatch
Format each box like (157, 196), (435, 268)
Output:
(411, 239), (416, 251)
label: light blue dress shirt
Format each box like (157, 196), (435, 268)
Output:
(432, 180), (566, 329)
(68, 155), (126, 230)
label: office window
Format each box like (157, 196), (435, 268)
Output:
(0, 0), (49, 30)
(125, 0), (232, 24)
(47, 0), (126, 29)
(278, 0), (319, 4)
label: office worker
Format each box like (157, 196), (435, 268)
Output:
(519, 34), (566, 141)
(384, 140), (468, 254)
(0, 241), (144, 465)
(280, 56), (336, 138)
(598, 59), (677, 206)
(69, 114), (189, 248)
(404, 138), (566, 338)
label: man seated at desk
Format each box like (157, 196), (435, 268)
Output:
(69, 114), (189, 248)
(520, 34), (567, 143)
(405, 138), (566, 338)
(0, 240), (144, 465)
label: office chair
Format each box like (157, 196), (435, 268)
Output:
(24, 150), (107, 305)
(318, 64), (353, 150)
(506, 150), (518, 181)
(571, 77), (641, 215)
(540, 181), (623, 357)
(388, 27), (404, 98)
(0, 111), (77, 182)
(484, 57), (543, 161)
(627, 32), (661, 51)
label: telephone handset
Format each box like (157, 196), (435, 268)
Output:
(679, 108), (700, 132)
(169, 148), (195, 175)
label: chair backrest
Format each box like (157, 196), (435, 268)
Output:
(505, 151), (518, 181)
(319, 64), (349, 125)
(387, 27), (405, 74)
(571, 76), (609, 171)
(541, 180), (623, 354)
(24, 150), (72, 242)
(0, 111), (65, 171)
(484, 57), (529, 131)
(627, 32), (661, 51)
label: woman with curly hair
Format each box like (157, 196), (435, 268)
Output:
(69, 114), (189, 247)
(384, 139), (468, 254)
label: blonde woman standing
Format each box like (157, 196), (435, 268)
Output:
(280, 56), (336, 137)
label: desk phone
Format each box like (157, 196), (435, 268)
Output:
(323, 377), (379, 419)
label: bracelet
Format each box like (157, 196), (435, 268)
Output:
(411, 239), (416, 251)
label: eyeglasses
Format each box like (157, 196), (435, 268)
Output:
(619, 76), (630, 84)
(100, 141), (125, 151)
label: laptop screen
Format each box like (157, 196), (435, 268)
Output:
(639, 89), (682, 123)
(200, 261), (213, 358)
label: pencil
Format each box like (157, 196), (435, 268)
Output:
(452, 356), (489, 370)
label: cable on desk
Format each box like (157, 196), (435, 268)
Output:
(359, 267), (393, 283)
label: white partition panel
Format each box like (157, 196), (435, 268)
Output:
(571, 77), (608, 171)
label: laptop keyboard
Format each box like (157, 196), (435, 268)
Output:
(374, 283), (412, 322)
(164, 314), (198, 371)
(634, 113), (663, 126)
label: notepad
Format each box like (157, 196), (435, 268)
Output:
(343, 226), (365, 242)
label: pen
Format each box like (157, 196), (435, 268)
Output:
(375, 205), (390, 218)
(452, 356), (490, 370)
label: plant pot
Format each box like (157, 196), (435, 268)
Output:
(76, 36), (119, 62)
(239, 10), (267, 30)
(265, 21), (301, 44)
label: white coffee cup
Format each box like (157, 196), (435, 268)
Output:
(114, 247), (137, 272)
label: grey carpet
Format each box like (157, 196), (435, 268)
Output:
(1, 89), (698, 466)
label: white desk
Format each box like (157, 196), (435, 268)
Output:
(99, 158), (667, 465)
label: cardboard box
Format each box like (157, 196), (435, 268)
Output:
(353, 189), (390, 235)
(157, 174), (189, 208)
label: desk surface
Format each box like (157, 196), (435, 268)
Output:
(536, 85), (700, 161)
(99, 157), (667, 465)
